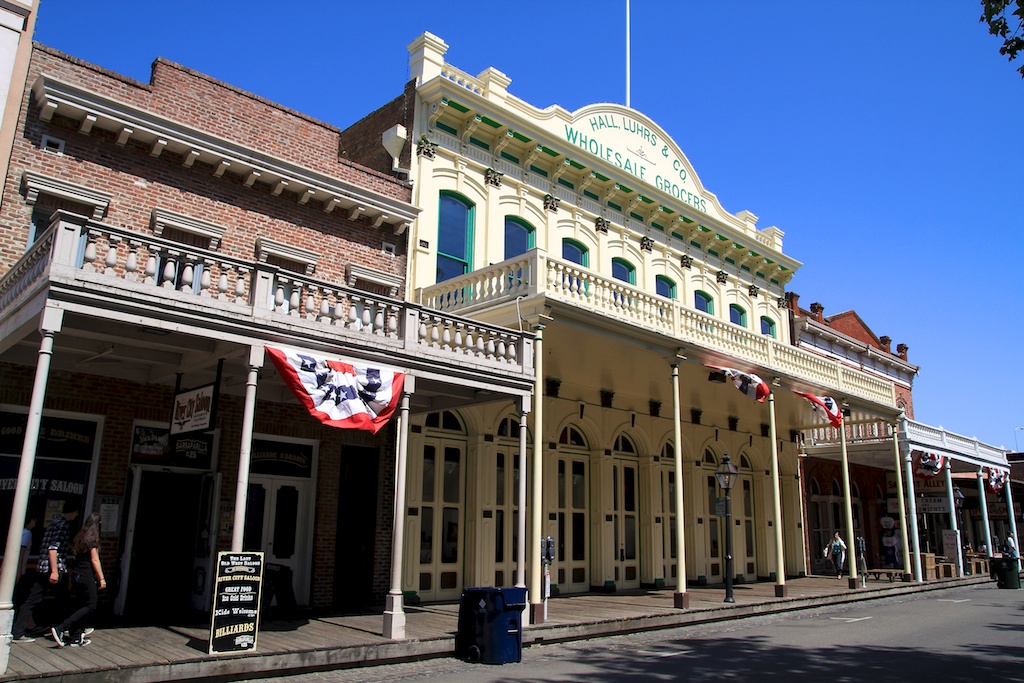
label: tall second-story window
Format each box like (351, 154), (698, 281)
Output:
(611, 258), (635, 285)
(504, 217), (535, 260)
(730, 304), (747, 327)
(562, 239), (589, 267)
(437, 192), (474, 282)
(694, 290), (714, 315)
(761, 316), (777, 338)
(655, 275), (676, 299)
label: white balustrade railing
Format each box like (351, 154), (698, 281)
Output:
(0, 212), (531, 377)
(420, 249), (896, 407)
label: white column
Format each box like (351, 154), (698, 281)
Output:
(0, 308), (63, 674)
(1005, 476), (1019, 547)
(978, 469), (993, 557)
(943, 461), (964, 576)
(838, 421), (858, 586)
(903, 446), (923, 582)
(529, 325), (545, 624)
(384, 376), (415, 640)
(891, 423), (912, 577)
(670, 362), (687, 608)
(515, 395), (530, 588)
(768, 392), (786, 597)
(230, 346), (264, 551)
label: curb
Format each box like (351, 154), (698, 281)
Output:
(522, 575), (992, 646)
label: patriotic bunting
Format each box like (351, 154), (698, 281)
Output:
(988, 467), (1008, 493)
(266, 346), (404, 434)
(914, 451), (944, 479)
(705, 364), (770, 403)
(792, 391), (843, 428)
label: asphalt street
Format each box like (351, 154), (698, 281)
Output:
(239, 583), (1024, 683)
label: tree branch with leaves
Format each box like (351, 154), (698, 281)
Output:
(981, 0), (1024, 78)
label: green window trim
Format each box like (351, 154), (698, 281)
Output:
(562, 238), (589, 267)
(436, 121), (457, 135)
(760, 316), (777, 338)
(656, 275), (677, 299)
(611, 257), (636, 285)
(500, 151), (520, 164)
(695, 290), (714, 315)
(504, 216), (536, 260)
(437, 191), (475, 283)
(729, 304), (747, 327)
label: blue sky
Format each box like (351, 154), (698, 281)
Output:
(31, 1), (1024, 450)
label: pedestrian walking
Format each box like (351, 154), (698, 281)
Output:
(11, 499), (80, 643)
(1006, 533), (1018, 559)
(824, 532), (847, 579)
(50, 512), (105, 647)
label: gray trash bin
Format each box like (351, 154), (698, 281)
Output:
(994, 556), (1021, 589)
(455, 587), (527, 664)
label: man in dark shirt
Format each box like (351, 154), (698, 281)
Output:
(11, 499), (80, 642)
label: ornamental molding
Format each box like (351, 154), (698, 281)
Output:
(21, 170), (111, 219)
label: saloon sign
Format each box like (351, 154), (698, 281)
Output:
(170, 383), (216, 435)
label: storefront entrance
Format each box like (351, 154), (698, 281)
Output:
(116, 468), (214, 620)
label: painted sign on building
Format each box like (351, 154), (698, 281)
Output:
(560, 106), (708, 216)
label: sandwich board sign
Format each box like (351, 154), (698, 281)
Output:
(209, 551), (263, 654)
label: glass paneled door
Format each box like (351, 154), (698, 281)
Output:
(244, 476), (314, 605)
(556, 455), (589, 592)
(611, 459), (641, 590)
(706, 473), (725, 583)
(416, 440), (465, 602)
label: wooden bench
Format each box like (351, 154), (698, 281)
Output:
(864, 568), (905, 582)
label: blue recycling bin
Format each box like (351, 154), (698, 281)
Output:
(455, 586), (527, 664)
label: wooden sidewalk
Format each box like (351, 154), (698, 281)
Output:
(2, 574), (999, 683)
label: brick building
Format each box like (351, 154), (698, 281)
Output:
(789, 295), (1012, 579)
(0, 39), (533, 666)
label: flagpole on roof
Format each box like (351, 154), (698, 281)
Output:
(625, 0), (631, 108)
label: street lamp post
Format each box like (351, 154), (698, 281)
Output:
(1015, 427), (1024, 453)
(715, 453), (738, 604)
(953, 485), (967, 575)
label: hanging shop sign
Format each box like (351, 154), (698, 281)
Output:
(130, 425), (214, 470)
(170, 383), (217, 436)
(916, 496), (951, 514)
(209, 551), (263, 654)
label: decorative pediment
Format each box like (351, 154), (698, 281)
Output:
(346, 263), (403, 298)
(21, 171), (111, 219)
(151, 208), (226, 250)
(255, 237), (319, 275)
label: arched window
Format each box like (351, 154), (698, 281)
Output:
(558, 425), (587, 447)
(761, 316), (777, 338)
(424, 410), (465, 432)
(504, 217), (535, 260)
(437, 192), (474, 282)
(611, 258), (635, 285)
(562, 239), (588, 267)
(613, 433), (636, 453)
(729, 304), (747, 327)
(695, 290), (714, 315)
(656, 275), (676, 299)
